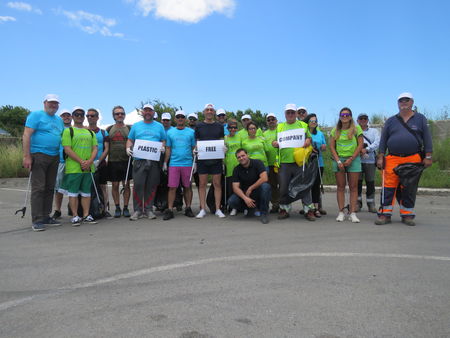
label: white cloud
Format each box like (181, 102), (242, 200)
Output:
(124, 109), (143, 125)
(130, 0), (236, 23)
(57, 9), (124, 38)
(0, 16), (16, 22)
(6, 2), (42, 14)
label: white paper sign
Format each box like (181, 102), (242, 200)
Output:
(278, 129), (305, 149)
(133, 139), (162, 161)
(197, 140), (225, 160)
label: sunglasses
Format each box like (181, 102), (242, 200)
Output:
(358, 117), (368, 120)
(228, 126), (238, 130)
(267, 118), (276, 122)
(205, 108), (214, 112)
(175, 115), (185, 119)
(340, 113), (351, 117)
(114, 112), (125, 116)
(73, 113), (85, 117)
(309, 120), (317, 123)
(188, 117), (197, 121)
(86, 114), (98, 118)
(399, 98), (411, 103)
(248, 127), (257, 130)
(285, 111), (296, 115)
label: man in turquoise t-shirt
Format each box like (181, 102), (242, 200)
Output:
(163, 110), (196, 220)
(126, 104), (166, 220)
(60, 107), (98, 226)
(272, 104), (314, 220)
(23, 94), (64, 231)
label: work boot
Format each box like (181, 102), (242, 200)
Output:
(374, 215), (392, 225)
(367, 203), (377, 213)
(401, 216), (415, 226)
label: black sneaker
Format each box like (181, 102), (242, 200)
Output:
(163, 209), (174, 221)
(52, 210), (62, 219)
(114, 207), (122, 218)
(43, 217), (62, 226)
(122, 207), (131, 218)
(82, 215), (98, 224)
(176, 205), (183, 212)
(32, 222), (46, 232)
(104, 211), (113, 219)
(260, 214), (269, 224)
(184, 207), (195, 218)
(269, 206), (279, 214)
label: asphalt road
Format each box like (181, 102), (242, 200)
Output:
(0, 178), (449, 338)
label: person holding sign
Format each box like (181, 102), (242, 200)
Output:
(272, 103), (314, 221)
(126, 104), (166, 221)
(162, 110), (196, 220)
(194, 103), (226, 219)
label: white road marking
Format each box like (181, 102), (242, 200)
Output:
(1, 252), (449, 312)
(0, 188), (27, 192)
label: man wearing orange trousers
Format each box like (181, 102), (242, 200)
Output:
(375, 92), (433, 226)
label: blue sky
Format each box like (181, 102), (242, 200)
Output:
(1, 0), (449, 126)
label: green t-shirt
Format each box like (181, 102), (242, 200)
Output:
(263, 128), (278, 166)
(225, 134), (241, 177)
(237, 127), (263, 141)
(276, 121), (310, 163)
(331, 125), (363, 157)
(62, 127), (98, 174)
(242, 136), (269, 167)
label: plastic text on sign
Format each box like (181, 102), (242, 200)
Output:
(133, 139), (162, 161)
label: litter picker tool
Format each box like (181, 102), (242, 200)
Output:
(15, 171), (32, 218)
(120, 156), (132, 194)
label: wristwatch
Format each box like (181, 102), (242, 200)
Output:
(425, 156), (432, 160)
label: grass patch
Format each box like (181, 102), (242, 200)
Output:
(0, 143), (28, 178)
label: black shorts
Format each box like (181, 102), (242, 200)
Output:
(97, 162), (109, 185)
(197, 159), (223, 175)
(108, 160), (132, 182)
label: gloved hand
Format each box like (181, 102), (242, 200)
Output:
(160, 146), (166, 154)
(126, 148), (133, 157)
(223, 145), (228, 153)
(162, 162), (168, 172)
(94, 160), (100, 169)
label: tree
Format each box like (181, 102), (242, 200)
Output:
(137, 99), (182, 126)
(0, 105), (30, 137)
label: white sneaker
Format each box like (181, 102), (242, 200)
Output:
(215, 209), (226, 218)
(243, 209), (248, 216)
(196, 209), (207, 219)
(71, 216), (82, 226)
(129, 211), (143, 221)
(336, 212), (345, 222)
(349, 212), (360, 223)
(230, 209), (237, 216)
(146, 210), (156, 219)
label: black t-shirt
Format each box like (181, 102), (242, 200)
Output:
(195, 121), (224, 140)
(232, 159), (266, 192)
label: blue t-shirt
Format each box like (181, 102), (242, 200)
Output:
(94, 129), (109, 161)
(164, 126), (174, 137)
(311, 130), (327, 167)
(25, 110), (64, 156)
(166, 127), (196, 167)
(223, 123), (230, 136)
(128, 121), (166, 160)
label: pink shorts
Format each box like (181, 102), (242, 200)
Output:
(168, 166), (192, 188)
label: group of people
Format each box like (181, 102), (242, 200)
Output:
(22, 92), (433, 231)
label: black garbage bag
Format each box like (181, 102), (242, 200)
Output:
(287, 152), (319, 202)
(393, 162), (425, 201)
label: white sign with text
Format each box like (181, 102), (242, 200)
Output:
(197, 140), (225, 160)
(278, 129), (305, 149)
(133, 139), (162, 161)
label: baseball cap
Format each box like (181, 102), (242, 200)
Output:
(297, 106), (307, 112)
(216, 108), (226, 116)
(142, 104), (155, 110)
(241, 114), (251, 120)
(266, 113), (277, 120)
(357, 113), (369, 119)
(188, 113), (198, 120)
(153, 112), (158, 119)
(203, 103), (215, 111)
(397, 92), (414, 101)
(44, 94), (59, 103)
(285, 103), (297, 112)
(71, 106), (85, 114)
(60, 109), (70, 116)
(175, 110), (186, 117)
(161, 112), (172, 120)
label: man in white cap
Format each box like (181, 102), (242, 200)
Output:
(161, 112), (174, 136)
(263, 113), (280, 213)
(22, 94), (64, 231)
(52, 109), (72, 219)
(126, 104), (166, 220)
(162, 110), (196, 220)
(272, 103), (314, 220)
(297, 107), (308, 121)
(194, 103), (225, 218)
(237, 114), (263, 141)
(187, 113), (198, 130)
(216, 109), (229, 136)
(106, 105), (132, 218)
(375, 92), (433, 226)
(59, 107), (98, 226)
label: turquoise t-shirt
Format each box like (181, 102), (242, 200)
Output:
(166, 127), (196, 167)
(223, 123), (230, 136)
(310, 130), (327, 167)
(94, 129), (109, 161)
(25, 110), (64, 156)
(128, 121), (166, 160)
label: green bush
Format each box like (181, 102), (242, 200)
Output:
(432, 137), (450, 170)
(0, 143), (28, 178)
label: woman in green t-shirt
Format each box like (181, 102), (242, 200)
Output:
(241, 121), (269, 168)
(225, 119), (241, 213)
(330, 107), (364, 223)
